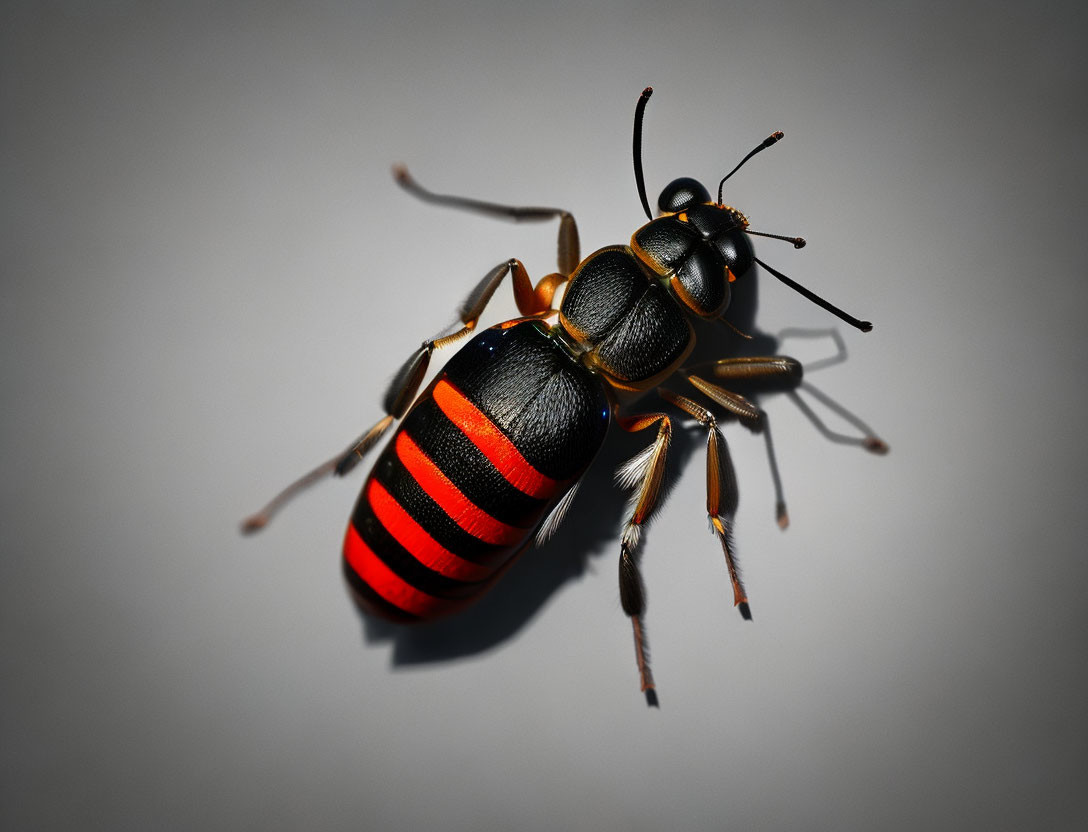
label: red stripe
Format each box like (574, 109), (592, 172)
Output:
(366, 479), (492, 582)
(342, 523), (463, 618)
(432, 378), (561, 500)
(395, 432), (528, 546)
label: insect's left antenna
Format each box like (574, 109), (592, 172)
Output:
(633, 87), (654, 221)
(746, 229), (806, 249)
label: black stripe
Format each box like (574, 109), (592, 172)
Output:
(400, 397), (547, 528)
(340, 557), (419, 622)
(368, 445), (514, 569)
(440, 323), (611, 479)
(349, 474), (489, 600)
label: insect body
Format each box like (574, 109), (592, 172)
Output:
(343, 319), (610, 621)
(243, 88), (885, 705)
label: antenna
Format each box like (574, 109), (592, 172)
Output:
(746, 229), (806, 248)
(632, 87), (654, 221)
(754, 257), (872, 332)
(717, 131), (784, 205)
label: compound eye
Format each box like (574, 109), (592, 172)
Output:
(657, 177), (711, 214)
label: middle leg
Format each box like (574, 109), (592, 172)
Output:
(656, 389), (752, 621)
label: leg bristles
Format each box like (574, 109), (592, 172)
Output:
(711, 516), (751, 618)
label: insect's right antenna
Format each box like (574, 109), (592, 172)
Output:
(715, 130), (870, 331)
(717, 131), (784, 205)
(632, 87), (654, 221)
(755, 257), (873, 332)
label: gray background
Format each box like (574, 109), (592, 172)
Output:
(3, 2), (1086, 830)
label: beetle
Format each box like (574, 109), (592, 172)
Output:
(243, 88), (885, 705)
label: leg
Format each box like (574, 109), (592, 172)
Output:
(685, 375), (764, 430)
(687, 356), (801, 527)
(456, 257), (564, 328)
(614, 411), (673, 706)
(691, 354), (803, 390)
(689, 352), (886, 531)
(657, 390), (751, 620)
(394, 165), (581, 275)
(240, 334), (441, 533)
(242, 257), (559, 533)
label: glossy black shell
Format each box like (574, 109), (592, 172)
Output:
(657, 177), (711, 214)
(632, 203), (754, 318)
(440, 321), (611, 477)
(559, 246), (693, 389)
(343, 320), (611, 622)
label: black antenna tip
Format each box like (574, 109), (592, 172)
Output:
(744, 230), (807, 249)
(645, 688), (660, 708)
(858, 321), (873, 333)
(641, 86), (654, 98)
(766, 131), (784, 146)
(739, 601), (752, 621)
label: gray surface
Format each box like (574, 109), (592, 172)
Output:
(3, 2), (1086, 830)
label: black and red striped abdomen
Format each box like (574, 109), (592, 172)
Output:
(343, 320), (611, 621)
